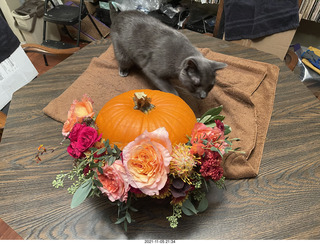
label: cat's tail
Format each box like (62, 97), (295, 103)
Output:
(109, 2), (119, 24)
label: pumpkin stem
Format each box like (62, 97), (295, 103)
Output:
(133, 92), (155, 114)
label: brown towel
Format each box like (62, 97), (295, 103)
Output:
(43, 45), (279, 179)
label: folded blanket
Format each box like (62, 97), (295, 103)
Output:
(224, 0), (300, 41)
(43, 45), (279, 179)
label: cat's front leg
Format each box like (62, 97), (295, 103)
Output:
(142, 69), (179, 96)
(119, 68), (129, 77)
(113, 43), (132, 77)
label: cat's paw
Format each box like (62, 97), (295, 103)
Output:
(119, 69), (129, 77)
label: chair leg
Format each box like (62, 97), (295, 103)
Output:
(76, 0), (85, 47)
(63, 25), (75, 41)
(43, 54), (48, 66)
(43, 1), (48, 66)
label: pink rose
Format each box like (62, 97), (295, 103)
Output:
(67, 124), (101, 158)
(122, 127), (172, 196)
(98, 160), (130, 202)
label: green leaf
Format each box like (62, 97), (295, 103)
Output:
(126, 212), (132, 223)
(96, 147), (106, 155)
(210, 146), (223, 157)
(114, 216), (126, 224)
(98, 167), (104, 175)
(212, 115), (225, 122)
(104, 139), (110, 147)
(181, 206), (195, 216)
(197, 197), (209, 213)
(71, 180), (92, 209)
(106, 146), (113, 154)
(224, 125), (232, 135)
(225, 139), (232, 145)
(199, 115), (212, 124)
(124, 221), (128, 232)
(199, 106), (223, 121)
(93, 179), (103, 188)
(129, 206), (138, 212)
(181, 199), (198, 216)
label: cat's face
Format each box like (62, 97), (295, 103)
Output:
(179, 57), (227, 99)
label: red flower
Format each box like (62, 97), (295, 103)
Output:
(67, 123), (101, 158)
(200, 151), (224, 181)
(68, 123), (86, 141)
(83, 164), (90, 176)
(215, 119), (225, 132)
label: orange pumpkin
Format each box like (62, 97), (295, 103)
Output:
(95, 89), (197, 150)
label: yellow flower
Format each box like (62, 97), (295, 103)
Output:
(170, 144), (198, 184)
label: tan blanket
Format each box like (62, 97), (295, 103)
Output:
(43, 45), (279, 179)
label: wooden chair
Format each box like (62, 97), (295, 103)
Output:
(23, 0), (103, 66)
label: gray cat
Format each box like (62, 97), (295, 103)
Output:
(109, 4), (227, 99)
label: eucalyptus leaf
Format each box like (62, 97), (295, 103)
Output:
(182, 199), (198, 215)
(107, 146), (113, 154)
(225, 139), (232, 145)
(197, 197), (209, 213)
(71, 180), (92, 208)
(115, 216), (126, 224)
(97, 147), (106, 155)
(129, 206), (138, 212)
(104, 139), (110, 147)
(124, 221), (128, 232)
(126, 212), (132, 223)
(210, 146), (223, 157)
(181, 206), (196, 216)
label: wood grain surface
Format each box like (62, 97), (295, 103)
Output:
(0, 31), (319, 240)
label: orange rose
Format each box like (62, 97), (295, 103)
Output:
(122, 127), (172, 196)
(190, 122), (225, 156)
(62, 94), (94, 136)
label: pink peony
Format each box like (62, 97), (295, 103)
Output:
(98, 160), (130, 202)
(122, 127), (172, 196)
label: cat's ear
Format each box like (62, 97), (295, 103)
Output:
(183, 58), (200, 85)
(211, 60), (227, 70)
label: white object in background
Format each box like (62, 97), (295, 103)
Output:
(0, 45), (38, 110)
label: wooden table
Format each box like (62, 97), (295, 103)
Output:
(0, 30), (319, 240)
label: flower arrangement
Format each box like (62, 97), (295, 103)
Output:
(36, 93), (239, 230)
